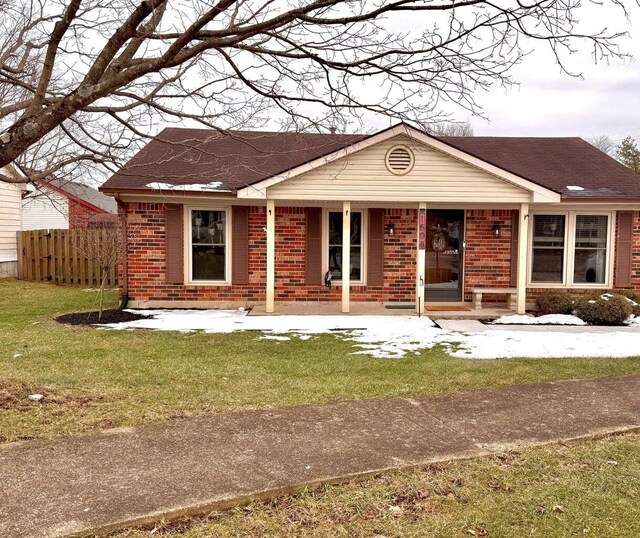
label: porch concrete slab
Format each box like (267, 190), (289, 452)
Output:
(249, 301), (416, 316)
(436, 319), (490, 332)
(249, 302), (514, 319)
(1, 375), (639, 538)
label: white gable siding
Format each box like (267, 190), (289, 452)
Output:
(0, 174), (24, 276)
(267, 135), (531, 203)
(22, 191), (69, 230)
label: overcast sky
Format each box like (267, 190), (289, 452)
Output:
(469, 5), (640, 140)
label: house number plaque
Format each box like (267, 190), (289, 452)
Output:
(418, 208), (426, 250)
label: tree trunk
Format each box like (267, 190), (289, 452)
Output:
(98, 267), (108, 320)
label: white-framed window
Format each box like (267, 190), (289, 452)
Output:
(529, 211), (614, 287)
(531, 214), (566, 283)
(325, 209), (365, 283)
(187, 208), (230, 284)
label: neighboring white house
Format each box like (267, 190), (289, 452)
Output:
(21, 185), (69, 229)
(0, 167), (26, 278)
(22, 179), (117, 230)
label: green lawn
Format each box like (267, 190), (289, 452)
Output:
(110, 432), (640, 538)
(2, 279), (640, 443)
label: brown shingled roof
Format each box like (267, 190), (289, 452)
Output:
(101, 125), (640, 198)
(101, 128), (366, 193)
(437, 136), (640, 198)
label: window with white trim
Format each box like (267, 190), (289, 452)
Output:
(531, 215), (566, 283)
(530, 212), (611, 287)
(573, 215), (608, 284)
(190, 209), (227, 281)
(327, 210), (362, 281)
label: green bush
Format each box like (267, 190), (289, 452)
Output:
(536, 290), (574, 315)
(574, 294), (634, 326)
(612, 289), (640, 316)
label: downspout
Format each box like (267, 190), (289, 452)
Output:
(116, 197), (129, 310)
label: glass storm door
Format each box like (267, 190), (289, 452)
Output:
(425, 210), (464, 301)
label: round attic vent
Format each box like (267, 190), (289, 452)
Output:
(385, 145), (414, 175)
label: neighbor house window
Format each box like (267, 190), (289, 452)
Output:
(328, 211), (362, 281)
(190, 210), (226, 281)
(531, 214), (566, 283)
(573, 215), (608, 284)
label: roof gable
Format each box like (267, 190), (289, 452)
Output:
(238, 125), (560, 203)
(262, 133), (537, 203)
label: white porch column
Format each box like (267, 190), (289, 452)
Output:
(416, 202), (427, 314)
(516, 203), (529, 314)
(266, 199), (275, 313)
(341, 201), (351, 313)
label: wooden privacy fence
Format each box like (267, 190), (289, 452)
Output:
(17, 229), (118, 286)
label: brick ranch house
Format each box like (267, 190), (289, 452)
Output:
(100, 123), (640, 314)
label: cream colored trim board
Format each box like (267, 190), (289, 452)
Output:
(516, 204), (530, 314)
(266, 199), (275, 313)
(416, 202), (427, 314)
(341, 201), (351, 313)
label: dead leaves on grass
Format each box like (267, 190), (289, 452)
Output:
(0, 380), (102, 412)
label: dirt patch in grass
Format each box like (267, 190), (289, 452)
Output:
(0, 380), (102, 412)
(55, 309), (148, 326)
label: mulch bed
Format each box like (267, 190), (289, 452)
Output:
(56, 309), (148, 326)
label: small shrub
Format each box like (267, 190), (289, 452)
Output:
(612, 289), (640, 316)
(574, 294), (633, 326)
(536, 290), (574, 315)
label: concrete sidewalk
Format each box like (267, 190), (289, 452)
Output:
(1, 375), (639, 538)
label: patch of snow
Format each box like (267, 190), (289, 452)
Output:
(28, 394), (44, 401)
(258, 335), (291, 341)
(491, 314), (586, 326)
(145, 181), (230, 192)
(627, 316), (640, 327)
(448, 331), (640, 359)
(100, 309), (640, 360)
(83, 288), (118, 292)
(566, 185), (584, 191)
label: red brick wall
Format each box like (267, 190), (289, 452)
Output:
(125, 202), (266, 303)
(463, 209), (515, 302)
(123, 203), (416, 304)
(122, 203), (640, 306)
(272, 207), (416, 302)
(632, 211), (640, 290)
(68, 200), (99, 228)
(616, 211), (640, 292)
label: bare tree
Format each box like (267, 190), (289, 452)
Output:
(585, 134), (617, 157)
(76, 217), (124, 319)
(0, 0), (634, 185)
(429, 121), (474, 137)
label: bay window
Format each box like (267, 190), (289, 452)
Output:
(529, 212), (612, 287)
(190, 209), (227, 281)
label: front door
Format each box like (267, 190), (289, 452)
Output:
(425, 210), (464, 301)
